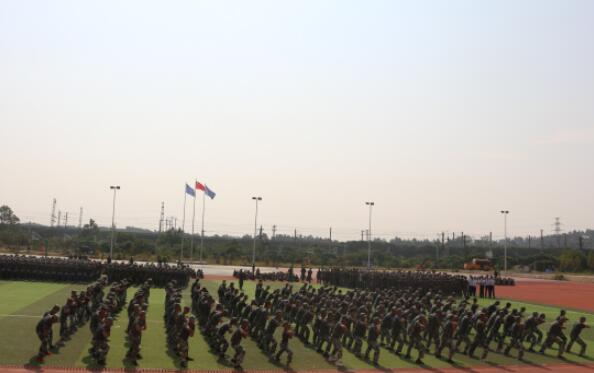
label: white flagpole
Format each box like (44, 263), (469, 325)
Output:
(190, 181), (197, 261)
(181, 186), (187, 261)
(200, 187), (206, 262)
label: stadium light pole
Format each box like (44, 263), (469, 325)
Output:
(500, 210), (509, 273)
(110, 186), (121, 259)
(365, 202), (374, 269)
(252, 197), (262, 272)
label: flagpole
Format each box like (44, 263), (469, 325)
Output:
(190, 180), (197, 262)
(200, 187), (206, 262)
(181, 187), (187, 261)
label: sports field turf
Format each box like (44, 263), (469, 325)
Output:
(0, 279), (593, 371)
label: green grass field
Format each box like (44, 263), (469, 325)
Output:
(0, 279), (593, 371)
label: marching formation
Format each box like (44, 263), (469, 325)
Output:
(164, 280), (196, 368)
(193, 269), (591, 368)
(125, 280), (152, 365)
(4, 255), (102, 283)
(318, 268), (468, 295)
(30, 265), (591, 370)
(0, 255), (195, 286)
(88, 279), (131, 365)
(35, 279), (108, 362)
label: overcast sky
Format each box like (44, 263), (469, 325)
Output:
(1, 0), (593, 241)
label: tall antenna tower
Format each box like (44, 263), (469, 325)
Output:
(50, 198), (57, 227)
(553, 217), (563, 248)
(78, 207), (83, 229)
(553, 217), (562, 235)
(159, 202), (165, 232)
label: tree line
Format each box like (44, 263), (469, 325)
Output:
(1, 204), (594, 272)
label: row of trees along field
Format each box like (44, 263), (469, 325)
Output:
(1, 204), (594, 272)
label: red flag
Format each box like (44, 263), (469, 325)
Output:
(195, 181), (205, 191)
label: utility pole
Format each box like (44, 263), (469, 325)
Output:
(57, 210), (62, 227)
(500, 210), (509, 273)
(361, 230), (364, 241)
(528, 235), (531, 249)
(251, 196), (262, 271)
(50, 198), (57, 227)
(489, 231), (492, 245)
(441, 232), (445, 257)
(272, 225), (277, 240)
(110, 185), (121, 259)
(64, 212), (68, 228)
(540, 229), (544, 253)
(259, 225), (263, 239)
(365, 201), (374, 269)
(294, 229), (297, 245)
(462, 232), (466, 250)
(329, 227), (332, 252)
(78, 207), (83, 229)
(554, 217), (562, 248)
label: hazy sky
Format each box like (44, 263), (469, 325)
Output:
(1, 0), (593, 241)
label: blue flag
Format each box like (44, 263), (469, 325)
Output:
(204, 185), (216, 199)
(185, 183), (196, 197)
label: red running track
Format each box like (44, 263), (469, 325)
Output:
(492, 279), (594, 313)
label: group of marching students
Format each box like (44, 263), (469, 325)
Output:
(164, 280), (197, 368)
(189, 278), (295, 370)
(192, 276), (590, 368)
(35, 271), (590, 369)
(35, 279), (107, 362)
(36, 277), (152, 366)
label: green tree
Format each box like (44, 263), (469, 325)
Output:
(559, 250), (585, 272)
(587, 251), (594, 271)
(0, 205), (20, 225)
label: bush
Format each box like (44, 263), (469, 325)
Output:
(553, 273), (566, 281)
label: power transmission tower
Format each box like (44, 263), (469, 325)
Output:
(50, 198), (57, 227)
(159, 202), (165, 232)
(553, 217), (562, 248)
(78, 207), (83, 229)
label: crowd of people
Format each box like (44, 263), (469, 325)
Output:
(189, 267), (591, 368)
(35, 278), (108, 362)
(0, 254), (197, 287)
(318, 268), (468, 296)
(29, 262), (589, 369)
(35, 277), (152, 366)
(2, 255), (103, 282)
(105, 262), (197, 287)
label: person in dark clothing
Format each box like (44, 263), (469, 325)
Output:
(275, 322), (294, 366)
(566, 317), (589, 356)
(364, 317), (381, 365)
